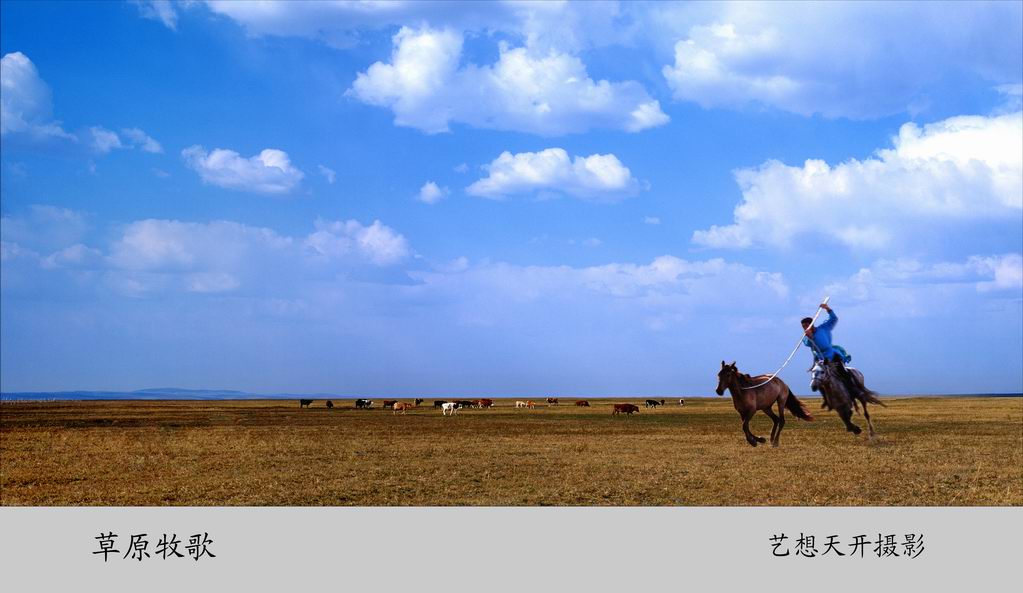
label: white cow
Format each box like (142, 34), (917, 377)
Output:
(515, 400), (528, 408)
(442, 402), (459, 416)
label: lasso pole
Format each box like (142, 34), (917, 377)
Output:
(741, 296), (830, 390)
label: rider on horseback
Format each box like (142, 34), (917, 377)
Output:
(801, 303), (856, 396)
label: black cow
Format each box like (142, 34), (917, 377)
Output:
(456, 400), (476, 409)
(355, 399), (373, 409)
(645, 399), (665, 408)
(433, 400), (448, 408)
(414, 398), (425, 406)
(300, 399), (313, 408)
(326, 400), (334, 409)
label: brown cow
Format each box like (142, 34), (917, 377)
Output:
(575, 400), (590, 407)
(393, 402), (413, 415)
(546, 397), (559, 406)
(477, 398), (494, 409)
(612, 403), (640, 415)
(526, 400), (536, 409)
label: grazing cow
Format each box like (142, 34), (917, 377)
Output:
(645, 399), (665, 408)
(546, 397), (559, 406)
(477, 398), (494, 409)
(456, 400), (476, 409)
(393, 402), (413, 415)
(414, 398), (424, 406)
(678, 398), (686, 406)
(355, 399), (373, 409)
(326, 400), (334, 409)
(612, 403), (640, 415)
(299, 399), (313, 408)
(526, 401), (536, 409)
(382, 400), (398, 409)
(433, 400), (448, 408)
(515, 400), (528, 408)
(575, 400), (590, 407)
(441, 402), (458, 416)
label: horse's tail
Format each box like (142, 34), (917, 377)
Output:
(860, 389), (886, 407)
(785, 390), (814, 421)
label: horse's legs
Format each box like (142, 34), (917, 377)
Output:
(862, 400), (876, 438)
(741, 410), (759, 447)
(763, 407), (781, 447)
(837, 405), (862, 435)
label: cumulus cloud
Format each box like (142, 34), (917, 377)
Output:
(693, 111), (1023, 250)
(1, 52), (72, 139)
(416, 181), (448, 204)
(182, 145), (305, 194)
(818, 254), (1023, 321)
(661, 2), (1023, 119)
(349, 26), (668, 135)
(467, 148), (640, 201)
(303, 219), (410, 266)
(2, 52), (161, 156)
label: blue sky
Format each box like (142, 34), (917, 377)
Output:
(2, 1), (1021, 395)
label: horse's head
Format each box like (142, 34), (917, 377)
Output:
(716, 361), (738, 395)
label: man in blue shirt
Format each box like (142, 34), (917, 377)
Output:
(802, 303), (858, 396)
(802, 302), (849, 365)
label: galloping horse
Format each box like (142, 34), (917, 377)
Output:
(814, 360), (884, 438)
(715, 361), (813, 447)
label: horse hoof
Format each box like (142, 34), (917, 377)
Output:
(748, 440), (758, 447)
(771, 442), (779, 448)
(850, 426), (862, 435)
(757, 437), (767, 443)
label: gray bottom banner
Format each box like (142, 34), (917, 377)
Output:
(0, 507), (1018, 592)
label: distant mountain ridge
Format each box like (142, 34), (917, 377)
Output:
(0, 387), (341, 400)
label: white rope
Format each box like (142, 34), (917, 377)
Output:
(742, 296), (830, 390)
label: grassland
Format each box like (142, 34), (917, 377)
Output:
(1, 397), (1020, 506)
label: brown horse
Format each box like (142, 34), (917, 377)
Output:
(814, 360), (885, 437)
(716, 361), (813, 447)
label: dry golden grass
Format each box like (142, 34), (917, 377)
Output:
(1, 397), (1020, 506)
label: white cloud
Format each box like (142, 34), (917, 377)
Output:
(416, 181), (448, 204)
(317, 164), (337, 184)
(693, 111), (1023, 250)
(661, 3), (1023, 119)
(121, 127), (163, 153)
(182, 145), (305, 194)
(134, 0), (179, 31)
(644, 216), (661, 225)
(2, 52), (161, 155)
(453, 163), (469, 173)
(0, 205), (89, 252)
(304, 219), (410, 266)
(467, 148), (640, 201)
(409, 255), (791, 332)
(349, 26), (668, 135)
(89, 127), (123, 153)
(820, 254), (1023, 318)
(88, 126), (162, 154)
(202, 0), (632, 53)
(0, 52), (72, 139)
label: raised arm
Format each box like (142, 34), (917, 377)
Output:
(817, 304), (837, 331)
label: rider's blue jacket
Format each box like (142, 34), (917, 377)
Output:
(803, 309), (849, 362)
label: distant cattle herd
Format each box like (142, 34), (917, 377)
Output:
(297, 396), (685, 415)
